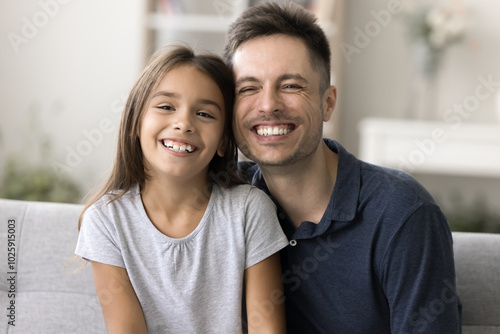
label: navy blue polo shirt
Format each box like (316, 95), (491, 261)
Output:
(240, 139), (461, 334)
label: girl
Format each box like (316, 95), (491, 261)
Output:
(75, 46), (288, 334)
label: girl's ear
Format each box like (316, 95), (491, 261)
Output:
(217, 135), (227, 157)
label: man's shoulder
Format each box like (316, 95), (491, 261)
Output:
(359, 161), (436, 206)
(237, 160), (260, 182)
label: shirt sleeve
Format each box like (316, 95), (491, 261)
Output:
(75, 203), (125, 268)
(380, 203), (462, 333)
(244, 187), (289, 269)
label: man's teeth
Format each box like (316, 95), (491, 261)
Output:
(163, 140), (194, 153)
(256, 127), (291, 136)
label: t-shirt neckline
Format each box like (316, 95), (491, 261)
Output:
(133, 183), (217, 244)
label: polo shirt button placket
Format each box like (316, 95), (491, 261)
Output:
(289, 239), (297, 246)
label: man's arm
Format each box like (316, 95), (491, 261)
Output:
(91, 261), (148, 334)
(245, 253), (286, 334)
(382, 204), (461, 333)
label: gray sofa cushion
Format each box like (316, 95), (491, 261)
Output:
(0, 199), (105, 333)
(1, 198), (499, 333)
(453, 232), (500, 334)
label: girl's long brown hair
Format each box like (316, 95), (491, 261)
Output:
(78, 45), (243, 229)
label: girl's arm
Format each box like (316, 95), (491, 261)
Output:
(91, 261), (148, 334)
(245, 253), (286, 334)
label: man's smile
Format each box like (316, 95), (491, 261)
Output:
(255, 124), (294, 136)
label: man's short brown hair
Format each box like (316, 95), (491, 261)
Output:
(223, 1), (331, 92)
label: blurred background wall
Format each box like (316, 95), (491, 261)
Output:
(341, 0), (499, 151)
(0, 0), (146, 201)
(1, 0), (499, 231)
(341, 0), (500, 231)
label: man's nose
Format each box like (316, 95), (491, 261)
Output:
(257, 87), (284, 114)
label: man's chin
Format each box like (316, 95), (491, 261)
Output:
(237, 141), (294, 166)
(244, 152), (293, 168)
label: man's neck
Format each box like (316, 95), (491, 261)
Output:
(260, 141), (338, 228)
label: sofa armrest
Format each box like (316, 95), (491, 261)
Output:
(453, 231), (500, 334)
(0, 198), (105, 333)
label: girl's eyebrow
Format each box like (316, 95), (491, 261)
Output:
(151, 91), (222, 112)
(151, 91), (179, 99)
(198, 99), (222, 112)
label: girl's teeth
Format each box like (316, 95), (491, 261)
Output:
(163, 140), (194, 153)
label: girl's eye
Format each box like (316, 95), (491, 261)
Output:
(196, 111), (215, 119)
(157, 105), (174, 111)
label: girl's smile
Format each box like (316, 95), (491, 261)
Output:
(161, 139), (197, 154)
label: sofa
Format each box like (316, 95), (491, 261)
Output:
(0, 199), (105, 334)
(1, 198), (499, 333)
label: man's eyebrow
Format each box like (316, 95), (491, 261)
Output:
(235, 76), (259, 87)
(278, 74), (308, 83)
(235, 74), (308, 87)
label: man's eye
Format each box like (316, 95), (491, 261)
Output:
(283, 84), (301, 90)
(197, 112), (215, 119)
(238, 87), (256, 94)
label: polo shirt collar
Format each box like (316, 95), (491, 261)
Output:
(251, 139), (360, 239)
(324, 138), (359, 223)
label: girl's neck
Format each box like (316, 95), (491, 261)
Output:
(142, 175), (210, 208)
(140, 175), (212, 238)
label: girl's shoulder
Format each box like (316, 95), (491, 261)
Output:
(87, 184), (140, 215)
(216, 183), (257, 198)
(215, 183), (273, 207)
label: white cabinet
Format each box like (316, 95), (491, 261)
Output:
(359, 118), (500, 178)
(147, 0), (339, 56)
(148, 0), (249, 33)
(147, 0), (249, 54)
(148, 12), (237, 33)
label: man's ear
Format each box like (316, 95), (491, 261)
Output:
(217, 135), (227, 157)
(322, 85), (337, 122)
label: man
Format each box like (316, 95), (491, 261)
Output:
(223, 2), (461, 333)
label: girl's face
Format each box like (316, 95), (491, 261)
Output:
(139, 64), (226, 184)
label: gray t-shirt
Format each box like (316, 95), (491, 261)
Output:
(75, 183), (288, 333)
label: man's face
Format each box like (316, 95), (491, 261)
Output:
(232, 34), (335, 167)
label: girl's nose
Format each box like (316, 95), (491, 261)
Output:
(173, 110), (194, 133)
